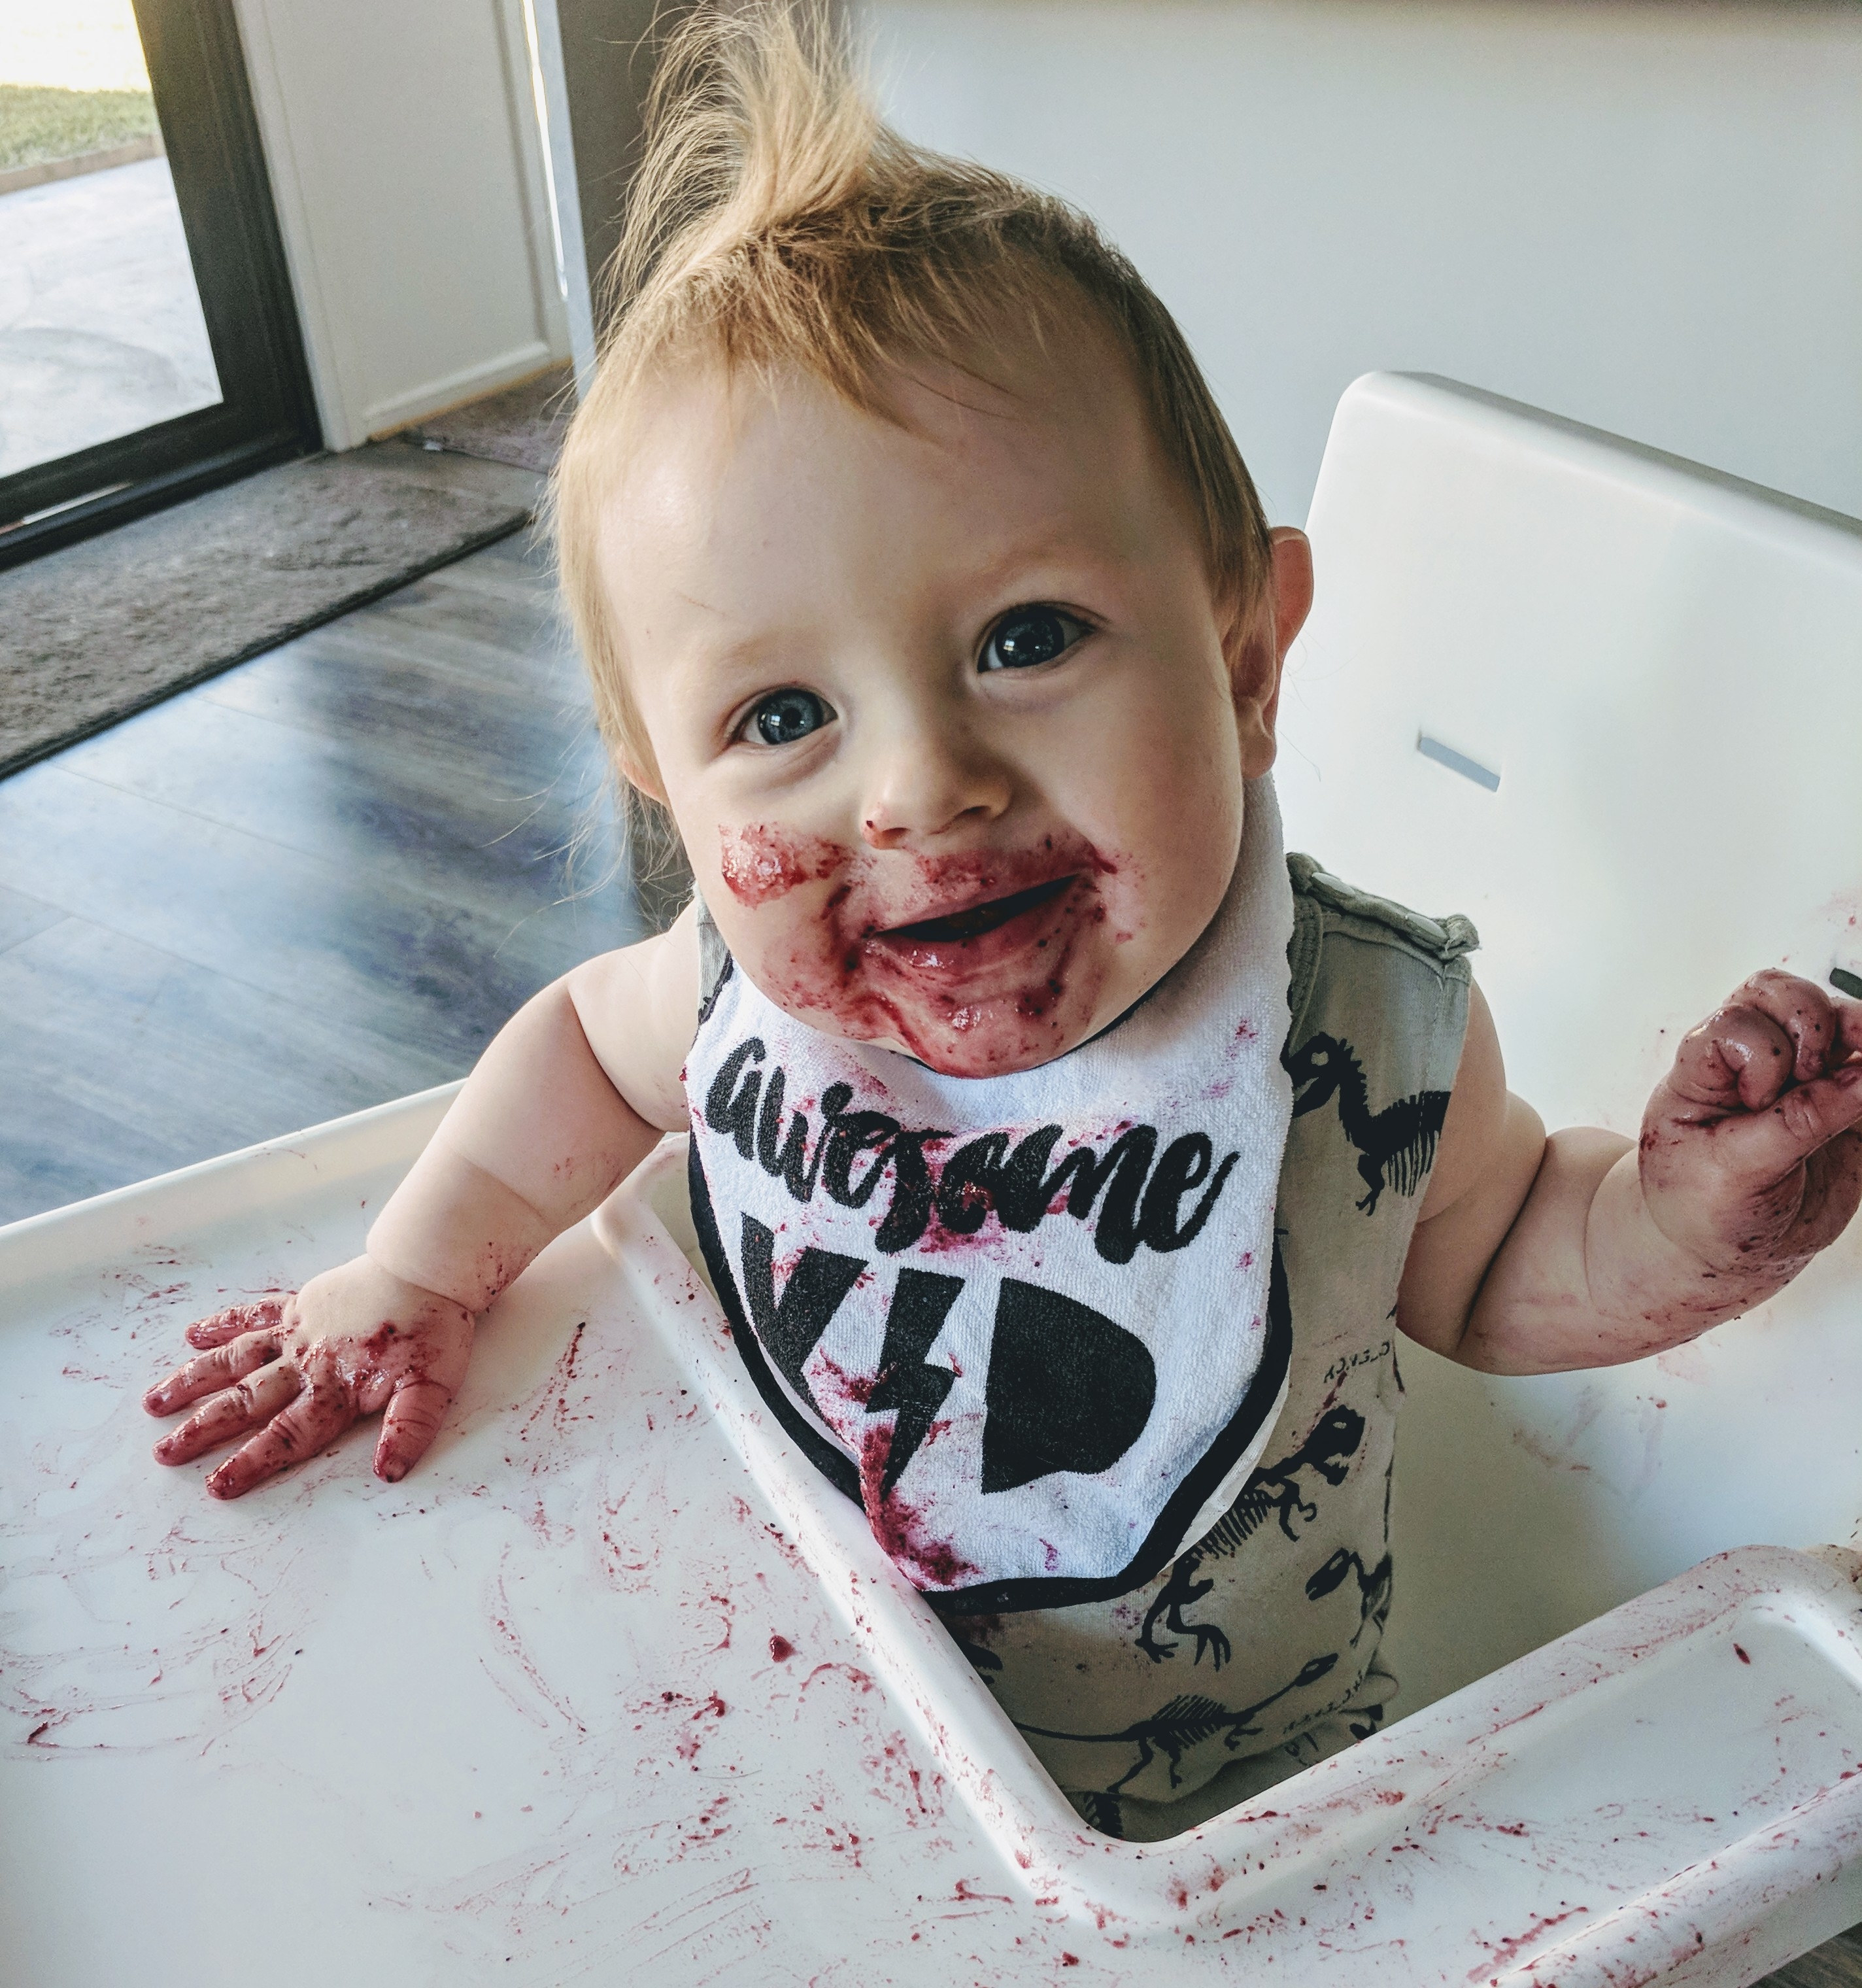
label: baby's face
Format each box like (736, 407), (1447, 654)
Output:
(601, 328), (1288, 1078)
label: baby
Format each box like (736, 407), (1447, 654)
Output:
(143, 5), (1862, 1838)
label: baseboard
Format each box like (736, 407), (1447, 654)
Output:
(361, 343), (560, 443)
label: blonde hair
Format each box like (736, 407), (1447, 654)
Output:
(552, 0), (1274, 796)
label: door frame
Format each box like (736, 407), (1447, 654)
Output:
(0, 0), (320, 570)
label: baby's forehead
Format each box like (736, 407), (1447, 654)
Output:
(604, 329), (1175, 570)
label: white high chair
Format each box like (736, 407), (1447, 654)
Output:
(3, 374), (1859, 1987)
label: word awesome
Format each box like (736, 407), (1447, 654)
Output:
(705, 1036), (1240, 1264)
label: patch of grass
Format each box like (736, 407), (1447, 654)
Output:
(0, 83), (158, 172)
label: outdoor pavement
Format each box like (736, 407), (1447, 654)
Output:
(0, 155), (220, 481)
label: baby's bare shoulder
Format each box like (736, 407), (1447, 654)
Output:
(565, 904), (702, 1133)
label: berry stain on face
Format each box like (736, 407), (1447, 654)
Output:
(718, 823), (846, 908)
(717, 822), (1126, 1078)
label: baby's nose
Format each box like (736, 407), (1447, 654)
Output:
(858, 719), (1013, 848)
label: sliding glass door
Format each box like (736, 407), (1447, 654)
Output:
(0, 0), (318, 568)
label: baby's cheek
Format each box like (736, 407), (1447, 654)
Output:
(754, 922), (869, 1020)
(717, 822), (852, 908)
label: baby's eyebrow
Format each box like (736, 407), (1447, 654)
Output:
(962, 524), (1125, 595)
(658, 588), (792, 675)
(680, 623), (790, 681)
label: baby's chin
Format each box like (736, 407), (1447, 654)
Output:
(862, 992), (1102, 1080)
(744, 927), (1123, 1078)
(800, 987), (1105, 1080)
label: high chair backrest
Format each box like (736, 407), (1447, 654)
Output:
(1276, 372), (1862, 1717)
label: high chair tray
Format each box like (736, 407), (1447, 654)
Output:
(3, 1086), (1859, 1986)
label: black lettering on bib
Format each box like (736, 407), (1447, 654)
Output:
(738, 1215), (864, 1418)
(707, 1037), (1242, 1269)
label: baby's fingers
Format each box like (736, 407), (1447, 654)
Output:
(144, 1331), (282, 1417)
(205, 1382), (353, 1501)
(1837, 991), (1862, 1060)
(152, 1362), (303, 1466)
(182, 1297), (291, 1350)
(1668, 1002), (1802, 1114)
(1736, 970), (1842, 1085)
(1697, 1062), (1862, 1186)
(373, 1379), (456, 1484)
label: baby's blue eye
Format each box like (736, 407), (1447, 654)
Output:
(980, 606), (1088, 672)
(749, 689), (832, 746)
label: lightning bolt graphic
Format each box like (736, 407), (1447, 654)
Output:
(867, 1267), (964, 1500)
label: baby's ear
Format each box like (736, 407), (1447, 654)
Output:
(1225, 528), (1312, 776)
(618, 755), (669, 807)
(1266, 527), (1314, 659)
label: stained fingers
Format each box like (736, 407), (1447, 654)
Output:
(1665, 1004), (1794, 1115)
(1666, 971), (1862, 1120)
(182, 1296), (292, 1350)
(373, 1379), (457, 1484)
(204, 1382), (354, 1501)
(144, 1329), (285, 1417)
(1736, 970), (1842, 1084)
(152, 1362), (304, 1465)
(1836, 989), (1862, 1059)
(1710, 1062), (1862, 1190)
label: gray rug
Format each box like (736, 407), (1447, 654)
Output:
(407, 364), (575, 474)
(0, 449), (531, 778)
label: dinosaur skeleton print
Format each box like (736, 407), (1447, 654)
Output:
(685, 783), (1298, 1611)
(939, 859), (1477, 1835)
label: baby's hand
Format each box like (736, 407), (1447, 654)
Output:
(143, 1258), (475, 1498)
(1639, 970), (1862, 1295)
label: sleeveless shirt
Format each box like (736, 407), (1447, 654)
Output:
(686, 851), (1475, 1840)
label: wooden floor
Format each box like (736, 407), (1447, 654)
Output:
(1, 459), (1857, 1985)
(1767, 1929), (1862, 1988)
(0, 456), (656, 1223)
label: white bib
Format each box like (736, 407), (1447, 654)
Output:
(684, 778), (1295, 1613)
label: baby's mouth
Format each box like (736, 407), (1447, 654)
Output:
(883, 876), (1075, 944)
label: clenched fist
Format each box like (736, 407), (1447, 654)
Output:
(1638, 969), (1862, 1301)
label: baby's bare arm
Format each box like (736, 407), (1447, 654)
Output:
(369, 904), (700, 1307)
(1398, 975), (1862, 1375)
(146, 907), (702, 1496)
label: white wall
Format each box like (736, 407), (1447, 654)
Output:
(860, 0), (1862, 527)
(234, 0), (571, 450)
